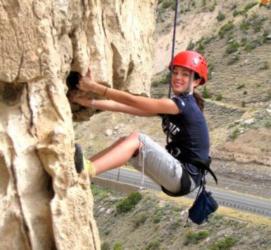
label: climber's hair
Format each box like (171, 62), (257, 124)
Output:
(193, 73), (204, 112)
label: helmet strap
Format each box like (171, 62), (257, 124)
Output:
(185, 71), (194, 95)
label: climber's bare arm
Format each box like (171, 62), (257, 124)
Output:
(78, 69), (179, 115)
(70, 93), (154, 116)
(91, 100), (154, 116)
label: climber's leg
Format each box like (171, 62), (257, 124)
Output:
(90, 132), (142, 175)
(129, 133), (196, 194)
(90, 137), (126, 162)
(75, 137), (129, 175)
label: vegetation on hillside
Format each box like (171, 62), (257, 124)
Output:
(93, 185), (271, 250)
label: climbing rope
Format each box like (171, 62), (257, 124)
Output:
(166, 0), (179, 146)
(139, 2), (180, 190)
(168, 0), (179, 98)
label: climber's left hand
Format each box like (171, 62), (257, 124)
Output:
(68, 90), (93, 107)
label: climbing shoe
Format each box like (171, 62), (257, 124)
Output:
(74, 143), (95, 177)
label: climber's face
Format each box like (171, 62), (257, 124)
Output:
(171, 66), (200, 94)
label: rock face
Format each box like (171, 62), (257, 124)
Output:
(0, 0), (156, 249)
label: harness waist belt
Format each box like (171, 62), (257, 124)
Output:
(179, 156), (218, 184)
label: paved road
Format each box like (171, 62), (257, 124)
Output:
(99, 168), (271, 217)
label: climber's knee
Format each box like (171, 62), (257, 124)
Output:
(127, 132), (143, 157)
(127, 132), (141, 145)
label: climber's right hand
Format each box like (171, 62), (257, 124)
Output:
(68, 90), (93, 108)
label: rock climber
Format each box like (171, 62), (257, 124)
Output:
(69, 50), (216, 197)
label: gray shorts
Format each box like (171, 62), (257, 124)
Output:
(129, 133), (195, 194)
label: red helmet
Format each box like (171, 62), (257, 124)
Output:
(170, 50), (208, 85)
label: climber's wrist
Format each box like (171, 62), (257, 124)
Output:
(89, 99), (95, 108)
(92, 83), (107, 97)
(103, 87), (109, 97)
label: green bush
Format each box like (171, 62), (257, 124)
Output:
(116, 192), (142, 214)
(233, 9), (243, 17)
(233, 2), (257, 17)
(230, 128), (240, 140)
(187, 40), (195, 50)
(258, 61), (269, 70)
(252, 16), (267, 33)
(161, 0), (175, 10)
(193, 36), (215, 54)
(209, 2), (217, 12)
(217, 11), (226, 21)
(113, 242), (123, 250)
(236, 84), (245, 89)
(208, 236), (238, 250)
(197, 42), (205, 54)
(145, 240), (161, 250)
(152, 208), (165, 223)
(244, 2), (258, 12)
(225, 30), (235, 42)
(244, 39), (260, 52)
(101, 242), (110, 250)
(202, 86), (212, 99)
(264, 121), (271, 128)
(225, 41), (240, 54)
(231, 4), (237, 10)
(215, 94), (223, 101)
(240, 19), (250, 32)
(184, 230), (209, 245)
(219, 21), (234, 38)
(240, 14), (267, 33)
(133, 213), (147, 228)
(91, 184), (109, 199)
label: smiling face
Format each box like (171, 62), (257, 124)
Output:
(171, 66), (201, 95)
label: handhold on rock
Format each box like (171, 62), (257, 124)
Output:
(66, 71), (81, 90)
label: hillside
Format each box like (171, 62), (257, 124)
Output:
(92, 185), (271, 250)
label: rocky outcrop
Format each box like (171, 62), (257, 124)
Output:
(0, 0), (156, 249)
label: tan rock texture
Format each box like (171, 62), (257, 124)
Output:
(0, 0), (156, 249)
